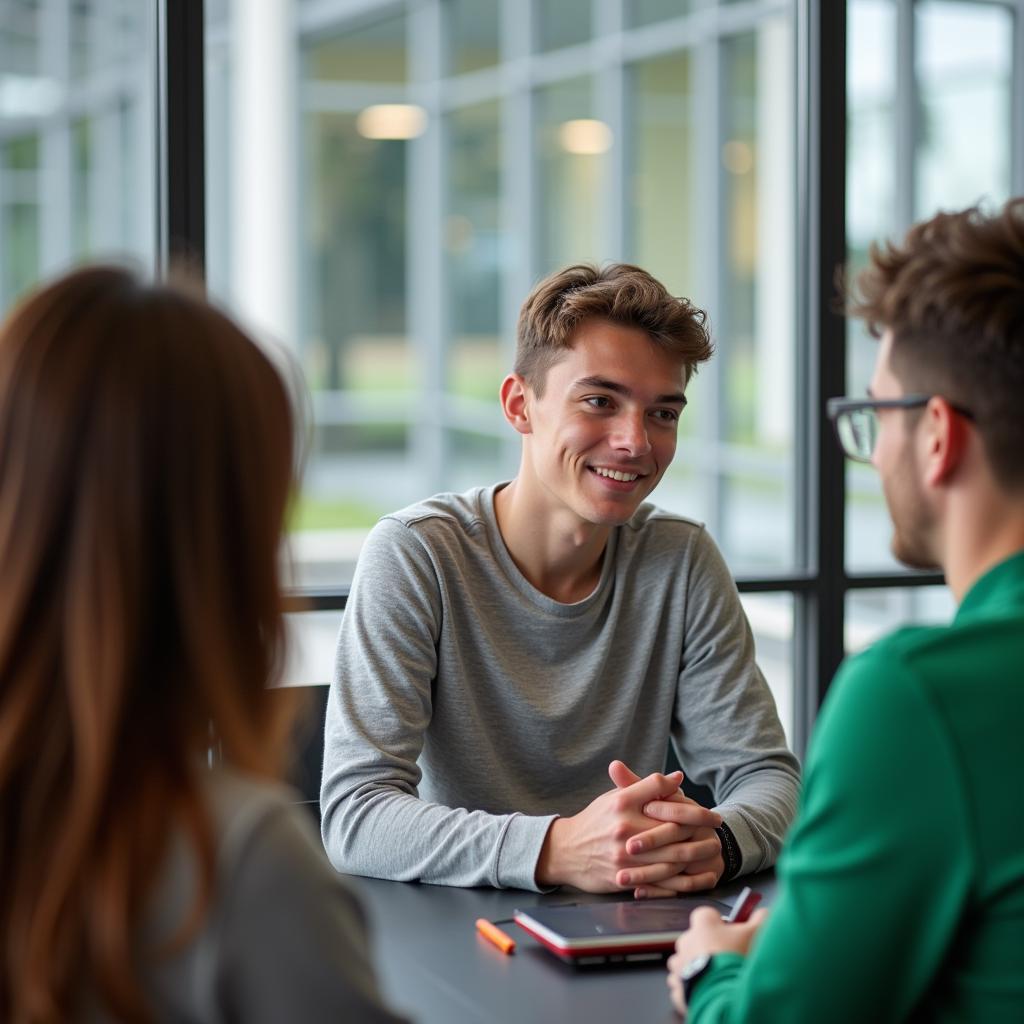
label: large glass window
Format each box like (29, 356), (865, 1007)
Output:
(200, 1), (803, 720)
(0, 2), (1020, 735)
(34, 0), (1006, 739)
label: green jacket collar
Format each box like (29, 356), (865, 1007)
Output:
(955, 549), (1024, 624)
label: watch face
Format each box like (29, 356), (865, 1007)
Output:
(681, 953), (712, 981)
(681, 952), (714, 1002)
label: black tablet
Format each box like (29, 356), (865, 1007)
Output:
(513, 896), (730, 965)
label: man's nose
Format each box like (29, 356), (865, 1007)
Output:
(612, 411), (651, 457)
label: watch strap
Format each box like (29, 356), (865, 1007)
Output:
(680, 953), (714, 1003)
(715, 821), (742, 883)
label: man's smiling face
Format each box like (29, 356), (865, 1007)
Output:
(520, 318), (688, 527)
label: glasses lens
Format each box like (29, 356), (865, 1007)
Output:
(838, 408), (877, 461)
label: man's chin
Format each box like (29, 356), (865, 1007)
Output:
(588, 508), (637, 527)
(584, 498), (645, 527)
(891, 534), (940, 572)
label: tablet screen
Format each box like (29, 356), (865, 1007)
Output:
(515, 896), (730, 949)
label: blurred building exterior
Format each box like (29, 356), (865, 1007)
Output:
(1, 0), (1020, 742)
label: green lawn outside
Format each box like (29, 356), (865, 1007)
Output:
(289, 493), (386, 531)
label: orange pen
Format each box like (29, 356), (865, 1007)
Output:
(475, 917), (516, 954)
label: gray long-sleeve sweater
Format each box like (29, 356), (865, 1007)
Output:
(321, 484), (799, 891)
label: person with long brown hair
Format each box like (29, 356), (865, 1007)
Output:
(0, 266), (406, 1023)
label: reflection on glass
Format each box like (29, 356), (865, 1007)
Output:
(287, 18), (413, 587)
(307, 13), (407, 83)
(915, 1), (1011, 219)
(537, 0), (593, 52)
(627, 1), (696, 28)
(446, 0), (500, 75)
(206, 6), (419, 590)
(628, 52), (694, 298)
(536, 77), (607, 274)
(740, 592), (795, 748)
(445, 100), (505, 486)
(846, 587), (955, 654)
(846, 0), (898, 572)
(72, 118), (90, 256)
(628, 49), (701, 475)
(304, 105), (409, 515)
(306, 109), (408, 395)
(722, 34), (757, 446)
(447, 100), (502, 402)
(0, 1), (155, 316)
(847, 0), (896, 286)
(201, 0), (810, 592)
(70, 3), (91, 80)
(845, 0), (1012, 575)
(0, 5), (39, 75)
(716, 21), (794, 572)
(2, 137), (39, 307)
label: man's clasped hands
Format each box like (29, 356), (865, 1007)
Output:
(535, 760), (725, 896)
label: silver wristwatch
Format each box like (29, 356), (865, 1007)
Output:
(679, 953), (713, 1003)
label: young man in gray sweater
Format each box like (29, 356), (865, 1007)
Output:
(321, 264), (799, 894)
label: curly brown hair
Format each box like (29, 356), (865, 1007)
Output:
(848, 198), (1024, 490)
(515, 263), (714, 395)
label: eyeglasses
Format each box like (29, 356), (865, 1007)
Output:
(826, 395), (975, 464)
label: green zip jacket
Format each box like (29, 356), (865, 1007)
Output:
(690, 550), (1024, 1023)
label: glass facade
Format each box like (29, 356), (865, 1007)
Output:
(0, 0), (156, 308)
(2, 1), (1023, 741)
(200, 0), (801, 711)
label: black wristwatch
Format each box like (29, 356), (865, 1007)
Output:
(715, 822), (742, 883)
(680, 952), (714, 1003)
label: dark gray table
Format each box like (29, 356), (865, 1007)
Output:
(347, 872), (777, 1024)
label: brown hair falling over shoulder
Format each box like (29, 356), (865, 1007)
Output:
(0, 267), (301, 1023)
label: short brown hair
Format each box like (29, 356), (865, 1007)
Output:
(0, 266), (300, 1022)
(848, 199), (1024, 491)
(515, 263), (713, 394)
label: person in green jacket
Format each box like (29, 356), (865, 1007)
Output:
(659, 198), (1024, 1021)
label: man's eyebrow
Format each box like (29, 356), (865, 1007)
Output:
(572, 375), (687, 404)
(866, 386), (876, 398)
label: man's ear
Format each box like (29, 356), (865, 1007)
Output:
(922, 397), (969, 487)
(500, 373), (533, 435)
